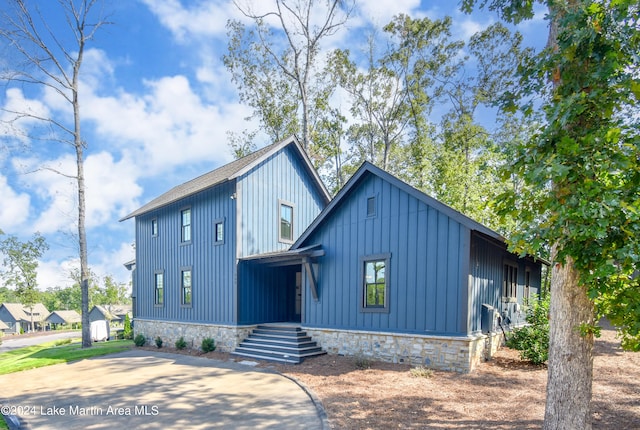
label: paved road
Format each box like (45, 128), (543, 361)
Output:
(0, 331), (81, 353)
(0, 349), (327, 429)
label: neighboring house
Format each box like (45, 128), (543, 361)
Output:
(0, 303), (50, 334)
(122, 136), (544, 372)
(88, 305), (132, 325)
(0, 320), (9, 333)
(45, 310), (82, 329)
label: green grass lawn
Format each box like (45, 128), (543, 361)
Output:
(0, 339), (133, 375)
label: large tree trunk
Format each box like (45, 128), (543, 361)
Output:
(74, 37), (91, 348)
(543, 246), (595, 430)
(543, 1), (595, 426)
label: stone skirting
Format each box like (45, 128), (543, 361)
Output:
(303, 327), (505, 373)
(133, 319), (255, 352)
(133, 319), (505, 372)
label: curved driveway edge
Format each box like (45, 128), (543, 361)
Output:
(0, 349), (329, 429)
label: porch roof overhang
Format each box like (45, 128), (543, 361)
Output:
(240, 244), (324, 267)
(240, 244), (324, 302)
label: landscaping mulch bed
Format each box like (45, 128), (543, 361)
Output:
(143, 326), (639, 429)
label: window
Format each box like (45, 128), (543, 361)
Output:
(367, 196), (376, 217)
(151, 218), (158, 237)
(279, 201), (294, 242)
(214, 219), (224, 245)
(181, 208), (191, 243)
(503, 263), (518, 299)
(524, 268), (531, 299)
(154, 272), (164, 305)
(181, 269), (192, 306)
(360, 254), (391, 312)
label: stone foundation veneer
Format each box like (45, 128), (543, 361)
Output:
(134, 319), (504, 372)
(134, 319), (255, 352)
(303, 327), (505, 373)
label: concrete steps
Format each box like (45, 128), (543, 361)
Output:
(232, 325), (325, 364)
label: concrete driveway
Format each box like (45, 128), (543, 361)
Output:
(0, 350), (327, 429)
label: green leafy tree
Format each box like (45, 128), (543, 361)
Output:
(0, 286), (19, 303)
(382, 15), (463, 189)
(0, 232), (48, 331)
(123, 313), (132, 340)
(462, 1), (640, 428)
(0, 0), (111, 348)
(94, 275), (131, 307)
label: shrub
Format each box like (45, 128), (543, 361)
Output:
(175, 336), (187, 350)
(201, 337), (216, 353)
(354, 355), (371, 370)
(155, 336), (163, 348)
(409, 365), (433, 378)
(134, 334), (146, 347)
(123, 314), (133, 340)
(506, 294), (550, 365)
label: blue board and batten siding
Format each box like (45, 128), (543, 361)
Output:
(134, 180), (237, 324)
(469, 233), (542, 332)
(133, 141), (328, 326)
(299, 172), (472, 336)
(237, 146), (326, 257)
(235, 146), (327, 323)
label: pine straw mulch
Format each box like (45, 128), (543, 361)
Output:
(141, 326), (640, 429)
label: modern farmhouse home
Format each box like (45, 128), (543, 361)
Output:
(121, 136), (544, 372)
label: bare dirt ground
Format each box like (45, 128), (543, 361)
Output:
(163, 325), (639, 429)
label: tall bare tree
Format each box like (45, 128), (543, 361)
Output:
(0, 0), (110, 347)
(225, 0), (353, 151)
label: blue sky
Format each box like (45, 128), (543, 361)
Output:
(0, 0), (548, 292)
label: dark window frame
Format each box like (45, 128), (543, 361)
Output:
(503, 261), (518, 300)
(278, 200), (295, 244)
(360, 253), (391, 313)
(366, 195), (377, 218)
(180, 208), (192, 244)
(181, 267), (192, 307)
(151, 218), (158, 237)
(213, 217), (225, 245)
(154, 270), (164, 306)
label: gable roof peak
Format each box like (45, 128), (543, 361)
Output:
(120, 135), (329, 221)
(293, 161), (505, 248)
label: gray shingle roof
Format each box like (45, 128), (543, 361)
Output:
(120, 136), (329, 221)
(0, 303), (49, 322)
(45, 310), (82, 324)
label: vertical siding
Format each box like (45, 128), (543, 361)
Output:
(301, 173), (470, 335)
(237, 146), (326, 257)
(236, 146), (327, 322)
(237, 263), (297, 324)
(134, 180), (237, 324)
(468, 233), (544, 333)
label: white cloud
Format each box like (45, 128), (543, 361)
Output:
(12, 154), (78, 234)
(84, 152), (143, 227)
(141, 0), (237, 41)
(0, 88), (52, 146)
(89, 241), (136, 289)
(37, 257), (78, 290)
(357, 0), (422, 26)
(82, 74), (241, 173)
(0, 174), (31, 232)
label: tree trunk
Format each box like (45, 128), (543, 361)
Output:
(74, 37), (91, 348)
(543, 246), (595, 430)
